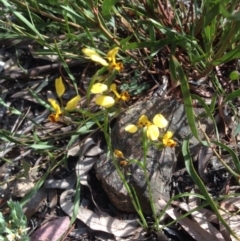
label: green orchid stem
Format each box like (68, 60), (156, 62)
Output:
(142, 130), (158, 223)
(79, 107), (148, 228)
(60, 97), (64, 109)
(103, 111), (148, 230)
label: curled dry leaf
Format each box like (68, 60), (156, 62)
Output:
(76, 138), (104, 210)
(67, 137), (103, 157)
(60, 189), (142, 238)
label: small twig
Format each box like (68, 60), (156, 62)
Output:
(3, 60), (85, 79)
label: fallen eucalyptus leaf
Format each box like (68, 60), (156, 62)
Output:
(60, 189), (142, 238)
(67, 145), (80, 156)
(76, 138), (103, 210)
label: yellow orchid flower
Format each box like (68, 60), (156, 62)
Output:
(48, 98), (62, 122)
(114, 149), (130, 167)
(125, 114), (169, 141)
(107, 47), (119, 63)
(137, 115), (151, 128)
(82, 47), (123, 71)
(114, 149), (124, 158)
(162, 131), (177, 147)
(91, 83), (130, 108)
(110, 84), (130, 101)
(109, 62), (124, 72)
(110, 83), (120, 98)
(120, 91), (130, 101)
(48, 77), (81, 122)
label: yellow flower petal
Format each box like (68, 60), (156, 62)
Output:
(125, 124), (138, 133)
(153, 114), (168, 128)
(114, 149), (124, 158)
(109, 62), (123, 72)
(48, 113), (61, 122)
(162, 131), (177, 147)
(138, 115), (150, 128)
(55, 76), (65, 98)
(120, 91), (130, 101)
(146, 125), (159, 141)
(110, 83), (117, 91)
(106, 47), (119, 63)
(48, 98), (62, 114)
(163, 131), (173, 140)
(65, 95), (81, 111)
(95, 95), (115, 108)
(165, 139), (177, 147)
(110, 83), (120, 98)
(91, 83), (108, 94)
(82, 48), (108, 66)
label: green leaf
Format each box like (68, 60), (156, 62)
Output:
(233, 123), (240, 137)
(224, 89), (240, 102)
(123, 38), (181, 50)
(22, 160), (31, 177)
(1, 0), (43, 39)
(102, 0), (118, 17)
(191, 94), (219, 140)
(30, 143), (54, 149)
(170, 55), (199, 139)
(203, 3), (220, 28)
(213, 47), (240, 65)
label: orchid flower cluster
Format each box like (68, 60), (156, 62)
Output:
(91, 83), (130, 108)
(82, 47), (123, 72)
(125, 114), (177, 148)
(48, 77), (80, 122)
(82, 47), (129, 108)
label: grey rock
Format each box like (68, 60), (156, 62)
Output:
(95, 97), (210, 214)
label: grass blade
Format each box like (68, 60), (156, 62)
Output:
(183, 136), (239, 240)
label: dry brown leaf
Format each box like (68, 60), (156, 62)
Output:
(68, 137), (103, 157)
(60, 189), (142, 238)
